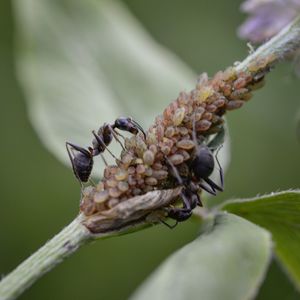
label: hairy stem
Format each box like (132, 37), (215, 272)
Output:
(236, 15), (300, 72)
(0, 215), (90, 300)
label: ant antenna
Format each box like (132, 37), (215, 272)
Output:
(129, 118), (146, 139)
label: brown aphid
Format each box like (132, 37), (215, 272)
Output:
(165, 126), (175, 138)
(106, 179), (118, 188)
(213, 98), (226, 108)
(168, 154), (184, 165)
(94, 190), (109, 203)
(202, 112), (213, 121)
(230, 88), (249, 100)
(95, 182), (105, 192)
(172, 107), (186, 126)
(226, 100), (245, 110)
(128, 167), (136, 175)
(117, 181), (129, 192)
(144, 167), (153, 177)
(206, 104), (217, 113)
(152, 162), (163, 170)
(156, 124), (165, 141)
(115, 169), (128, 181)
(176, 139), (195, 150)
(178, 91), (189, 105)
(128, 175), (137, 186)
(233, 77), (247, 90)
(82, 202), (96, 216)
(177, 149), (190, 161)
(109, 187), (121, 198)
(196, 119), (212, 131)
(152, 170), (169, 180)
(145, 177), (158, 186)
(121, 153), (133, 168)
(136, 164), (146, 174)
(160, 145), (171, 155)
(143, 150), (155, 166)
(107, 198), (119, 208)
(178, 126), (189, 136)
(149, 144), (158, 154)
(222, 84), (232, 96)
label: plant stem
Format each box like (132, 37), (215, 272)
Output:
(236, 15), (300, 72)
(0, 214), (91, 300)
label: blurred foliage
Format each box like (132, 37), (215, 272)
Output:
(0, 0), (299, 299)
(131, 213), (272, 300)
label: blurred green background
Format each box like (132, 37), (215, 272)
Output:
(0, 0), (299, 299)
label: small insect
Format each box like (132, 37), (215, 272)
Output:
(66, 117), (145, 186)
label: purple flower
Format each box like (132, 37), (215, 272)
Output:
(238, 0), (300, 43)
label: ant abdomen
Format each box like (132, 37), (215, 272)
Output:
(73, 152), (94, 182)
(191, 146), (215, 180)
(66, 143), (94, 184)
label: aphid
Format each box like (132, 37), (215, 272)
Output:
(66, 142), (94, 185)
(66, 117), (145, 186)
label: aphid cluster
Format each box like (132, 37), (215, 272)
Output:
(72, 61), (270, 229)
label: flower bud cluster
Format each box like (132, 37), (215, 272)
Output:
(80, 61), (270, 218)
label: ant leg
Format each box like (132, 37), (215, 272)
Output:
(214, 145), (224, 189)
(66, 142), (91, 156)
(100, 153), (108, 166)
(166, 207), (193, 222)
(165, 156), (184, 185)
(92, 131), (121, 163)
(89, 178), (96, 186)
(160, 218), (178, 229)
(203, 177), (223, 192)
(108, 125), (126, 151)
(189, 182), (203, 206)
(199, 182), (217, 195)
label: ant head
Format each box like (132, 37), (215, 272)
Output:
(114, 117), (146, 138)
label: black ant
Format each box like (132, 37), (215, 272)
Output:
(163, 126), (224, 228)
(66, 117), (145, 186)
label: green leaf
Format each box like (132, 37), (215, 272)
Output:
(13, 0), (196, 165)
(221, 190), (300, 291)
(130, 213), (272, 300)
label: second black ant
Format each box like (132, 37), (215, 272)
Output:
(163, 125), (224, 228)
